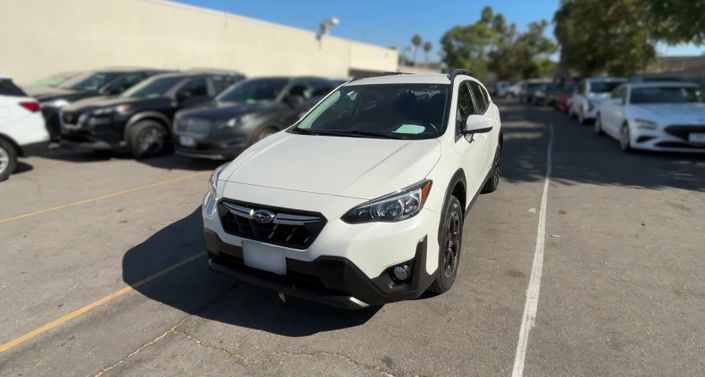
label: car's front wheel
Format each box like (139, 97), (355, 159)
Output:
(0, 138), (18, 182)
(128, 120), (168, 159)
(620, 123), (632, 152)
(594, 114), (604, 135)
(429, 195), (463, 293)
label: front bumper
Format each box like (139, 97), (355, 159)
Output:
(206, 230), (434, 308)
(59, 114), (128, 151)
(630, 128), (705, 153)
(202, 185), (441, 308)
(173, 131), (251, 160)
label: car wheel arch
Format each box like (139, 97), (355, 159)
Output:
(0, 133), (22, 157)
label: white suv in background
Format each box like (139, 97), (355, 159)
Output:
(203, 71), (503, 308)
(570, 77), (626, 124)
(0, 76), (49, 181)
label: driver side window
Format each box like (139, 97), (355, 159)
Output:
(456, 82), (475, 135)
(177, 78), (209, 98)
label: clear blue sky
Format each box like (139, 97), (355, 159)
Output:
(175, 0), (702, 60)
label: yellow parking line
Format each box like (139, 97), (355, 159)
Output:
(0, 252), (205, 353)
(0, 172), (208, 224)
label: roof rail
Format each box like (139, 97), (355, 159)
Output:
(351, 71), (407, 81)
(448, 68), (473, 82)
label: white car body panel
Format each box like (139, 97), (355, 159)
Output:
(570, 77), (626, 121)
(0, 94), (49, 148)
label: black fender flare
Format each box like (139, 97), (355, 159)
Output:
(437, 168), (467, 246)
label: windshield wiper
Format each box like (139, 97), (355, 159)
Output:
(295, 129), (404, 139)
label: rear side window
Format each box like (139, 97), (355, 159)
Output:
(0, 79), (27, 97)
(309, 79), (336, 97)
(178, 78), (209, 97)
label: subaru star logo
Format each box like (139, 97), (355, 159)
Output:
(252, 209), (275, 224)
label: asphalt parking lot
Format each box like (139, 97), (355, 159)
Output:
(1, 101), (704, 377)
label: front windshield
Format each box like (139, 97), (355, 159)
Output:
(291, 84), (449, 140)
(121, 76), (182, 99)
(217, 78), (289, 104)
(28, 72), (78, 88)
(630, 86), (705, 104)
(59, 72), (116, 91)
(591, 81), (624, 93)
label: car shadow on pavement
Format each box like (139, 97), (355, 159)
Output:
(39, 145), (223, 171)
(498, 103), (705, 193)
(122, 208), (379, 337)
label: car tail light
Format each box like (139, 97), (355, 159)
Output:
(19, 101), (41, 113)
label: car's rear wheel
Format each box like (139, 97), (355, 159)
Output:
(0, 138), (18, 182)
(429, 196), (463, 293)
(620, 123), (632, 152)
(128, 120), (168, 159)
(482, 143), (502, 194)
(594, 114), (604, 135)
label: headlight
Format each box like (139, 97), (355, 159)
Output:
(116, 104), (132, 113)
(209, 163), (228, 195)
(92, 107), (114, 115)
(44, 99), (70, 108)
(226, 114), (251, 128)
(634, 118), (658, 130)
(341, 180), (432, 223)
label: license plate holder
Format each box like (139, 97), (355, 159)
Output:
(688, 132), (705, 144)
(179, 135), (196, 147)
(242, 241), (286, 275)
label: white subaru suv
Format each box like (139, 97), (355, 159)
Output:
(203, 71), (503, 308)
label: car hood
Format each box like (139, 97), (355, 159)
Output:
(220, 131), (442, 200)
(631, 103), (705, 123)
(64, 96), (156, 112)
(178, 101), (273, 120)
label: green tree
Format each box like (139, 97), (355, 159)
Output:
(411, 34), (423, 64)
(423, 41), (433, 63)
(646, 0), (705, 44)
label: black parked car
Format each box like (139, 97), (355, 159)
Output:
(173, 76), (338, 159)
(59, 70), (245, 158)
(28, 68), (169, 139)
(519, 79), (552, 104)
(532, 82), (559, 106)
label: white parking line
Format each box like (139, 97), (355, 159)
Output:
(511, 123), (554, 377)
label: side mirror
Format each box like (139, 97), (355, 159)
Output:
(285, 94), (304, 107)
(464, 115), (494, 134)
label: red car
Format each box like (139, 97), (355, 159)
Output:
(554, 84), (576, 113)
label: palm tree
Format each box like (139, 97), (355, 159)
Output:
(423, 41), (433, 64)
(411, 35), (422, 64)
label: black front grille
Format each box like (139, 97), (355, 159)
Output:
(664, 125), (705, 139)
(218, 200), (326, 249)
(656, 141), (705, 149)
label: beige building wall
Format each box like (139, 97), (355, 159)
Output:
(0, 0), (398, 83)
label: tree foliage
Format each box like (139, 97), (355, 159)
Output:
(554, 0), (705, 77)
(646, 0), (705, 45)
(440, 6), (556, 80)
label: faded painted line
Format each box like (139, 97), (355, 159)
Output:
(0, 252), (205, 353)
(0, 172), (208, 224)
(511, 123), (554, 377)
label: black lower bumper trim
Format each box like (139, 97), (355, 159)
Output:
(19, 141), (49, 156)
(205, 230), (435, 308)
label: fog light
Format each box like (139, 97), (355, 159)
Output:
(393, 265), (411, 282)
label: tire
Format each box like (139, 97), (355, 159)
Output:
(620, 123), (632, 152)
(429, 196), (463, 293)
(0, 138), (18, 182)
(127, 120), (168, 159)
(482, 142), (502, 194)
(594, 114), (604, 135)
(578, 110), (586, 125)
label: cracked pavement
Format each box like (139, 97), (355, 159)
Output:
(1, 101), (705, 376)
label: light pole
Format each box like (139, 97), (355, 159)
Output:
(317, 17), (340, 40)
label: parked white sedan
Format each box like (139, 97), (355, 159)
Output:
(595, 81), (705, 153)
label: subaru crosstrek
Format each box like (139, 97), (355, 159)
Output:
(203, 71), (503, 308)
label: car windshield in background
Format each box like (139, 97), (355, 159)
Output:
(58, 72), (115, 91)
(631, 86), (705, 104)
(28, 72), (78, 88)
(121, 76), (182, 99)
(591, 81), (624, 93)
(217, 78), (289, 104)
(291, 84), (449, 140)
